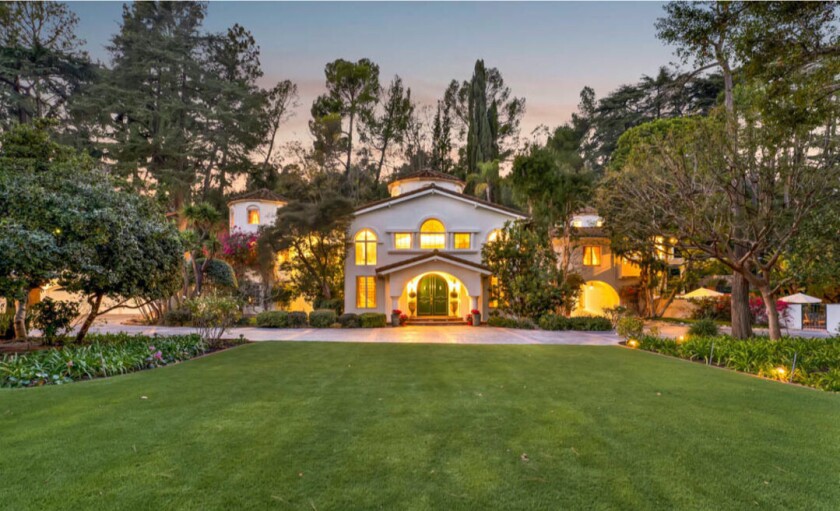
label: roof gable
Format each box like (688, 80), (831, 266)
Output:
(375, 250), (492, 275)
(355, 184), (526, 219)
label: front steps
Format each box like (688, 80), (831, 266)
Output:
(404, 316), (467, 326)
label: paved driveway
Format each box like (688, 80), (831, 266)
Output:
(83, 324), (621, 345)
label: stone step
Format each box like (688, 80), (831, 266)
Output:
(405, 316), (468, 326)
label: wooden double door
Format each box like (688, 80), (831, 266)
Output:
(417, 274), (449, 316)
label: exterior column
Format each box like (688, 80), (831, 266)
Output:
(470, 295), (478, 312)
(391, 296), (399, 312)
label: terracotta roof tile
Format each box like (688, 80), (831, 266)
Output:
(228, 188), (287, 204)
(355, 184), (527, 217)
(375, 249), (491, 274)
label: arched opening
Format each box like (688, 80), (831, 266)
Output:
(419, 219), (445, 249)
(402, 271), (470, 318)
(247, 206), (260, 225)
(354, 228), (377, 265)
(576, 280), (619, 316)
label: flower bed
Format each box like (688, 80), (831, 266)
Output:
(635, 334), (840, 391)
(1, 334), (210, 388)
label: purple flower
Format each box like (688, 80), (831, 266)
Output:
(154, 351), (163, 360)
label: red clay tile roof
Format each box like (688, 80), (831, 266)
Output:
(375, 249), (491, 274)
(227, 188), (287, 204)
(389, 168), (465, 185)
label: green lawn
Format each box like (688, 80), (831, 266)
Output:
(1, 343), (838, 510)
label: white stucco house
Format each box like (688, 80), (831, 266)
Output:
(227, 188), (287, 233)
(343, 170), (527, 320)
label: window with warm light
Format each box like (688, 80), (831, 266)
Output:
(453, 233), (471, 249)
(356, 276), (376, 308)
(394, 233), (411, 250)
(247, 207), (260, 225)
(487, 229), (502, 243)
(354, 229), (377, 265)
(420, 219), (445, 249)
(583, 246), (601, 266)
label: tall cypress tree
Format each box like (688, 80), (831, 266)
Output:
(466, 60), (493, 174)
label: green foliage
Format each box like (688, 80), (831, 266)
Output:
(616, 316), (645, 340)
(194, 258), (239, 291)
(314, 298), (343, 314)
(539, 314), (613, 331)
(255, 311), (289, 328)
(163, 308), (192, 327)
(689, 296), (731, 321)
(309, 309), (337, 328)
(689, 319), (719, 337)
(359, 312), (387, 328)
(637, 335), (840, 391)
(482, 221), (580, 319)
(185, 294), (242, 343)
(287, 311), (308, 328)
(0, 334), (206, 388)
(338, 313), (360, 328)
(486, 316), (536, 330)
(30, 298), (79, 344)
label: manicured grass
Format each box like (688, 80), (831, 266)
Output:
(1, 343), (838, 510)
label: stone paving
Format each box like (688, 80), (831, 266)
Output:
(83, 323), (623, 345)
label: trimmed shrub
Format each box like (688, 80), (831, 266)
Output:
(616, 316), (645, 340)
(689, 318), (719, 337)
(287, 311), (308, 328)
(309, 309), (337, 328)
(487, 316), (536, 329)
(359, 312), (387, 328)
(255, 311), (288, 328)
(338, 313), (360, 328)
(540, 314), (613, 331)
(314, 298), (343, 314)
(163, 307), (192, 326)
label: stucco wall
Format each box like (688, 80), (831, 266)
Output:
(228, 199), (285, 234)
(344, 191), (521, 315)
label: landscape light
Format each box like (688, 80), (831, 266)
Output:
(627, 339), (639, 348)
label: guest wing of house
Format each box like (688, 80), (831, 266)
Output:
(344, 170), (527, 317)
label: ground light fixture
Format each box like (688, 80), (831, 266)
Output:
(627, 339), (639, 348)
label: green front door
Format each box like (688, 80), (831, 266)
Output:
(417, 275), (449, 316)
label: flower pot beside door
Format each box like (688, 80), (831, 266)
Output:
(471, 309), (481, 326)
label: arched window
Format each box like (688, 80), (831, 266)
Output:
(247, 207), (260, 225)
(354, 229), (377, 265)
(420, 219), (445, 249)
(487, 229), (502, 243)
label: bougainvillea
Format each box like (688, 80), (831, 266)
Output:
(220, 229), (259, 274)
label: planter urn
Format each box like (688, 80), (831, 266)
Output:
(472, 311), (481, 326)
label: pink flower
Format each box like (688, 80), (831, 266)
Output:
(66, 360), (74, 367)
(154, 351), (163, 360)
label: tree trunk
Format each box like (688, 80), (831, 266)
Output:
(76, 294), (104, 343)
(730, 273), (753, 339)
(13, 298), (28, 340)
(192, 255), (204, 297)
(345, 110), (355, 175)
(758, 285), (782, 341)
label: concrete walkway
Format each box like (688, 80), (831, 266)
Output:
(83, 324), (622, 345)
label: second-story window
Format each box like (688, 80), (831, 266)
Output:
(247, 207), (260, 225)
(420, 219), (445, 249)
(394, 233), (411, 250)
(583, 246), (601, 266)
(453, 233), (471, 249)
(355, 229), (377, 265)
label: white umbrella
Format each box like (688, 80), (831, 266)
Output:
(778, 292), (822, 304)
(683, 288), (724, 299)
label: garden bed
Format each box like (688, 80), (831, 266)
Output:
(0, 333), (246, 388)
(632, 334), (840, 391)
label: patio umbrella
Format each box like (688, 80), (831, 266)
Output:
(683, 288), (724, 299)
(778, 292), (822, 304)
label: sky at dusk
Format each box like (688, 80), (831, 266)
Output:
(70, 1), (676, 147)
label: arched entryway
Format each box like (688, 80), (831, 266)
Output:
(417, 274), (449, 316)
(576, 280), (620, 316)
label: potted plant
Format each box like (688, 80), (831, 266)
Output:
(408, 300), (416, 316)
(399, 313), (408, 326)
(391, 309), (402, 327)
(470, 308), (481, 326)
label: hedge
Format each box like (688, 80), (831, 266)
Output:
(255, 311), (288, 328)
(487, 316), (536, 329)
(338, 313), (361, 328)
(636, 334), (840, 392)
(288, 311), (308, 328)
(309, 309), (337, 328)
(359, 312), (387, 328)
(538, 314), (612, 331)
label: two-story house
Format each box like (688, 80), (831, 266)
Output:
(344, 170), (526, 320)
